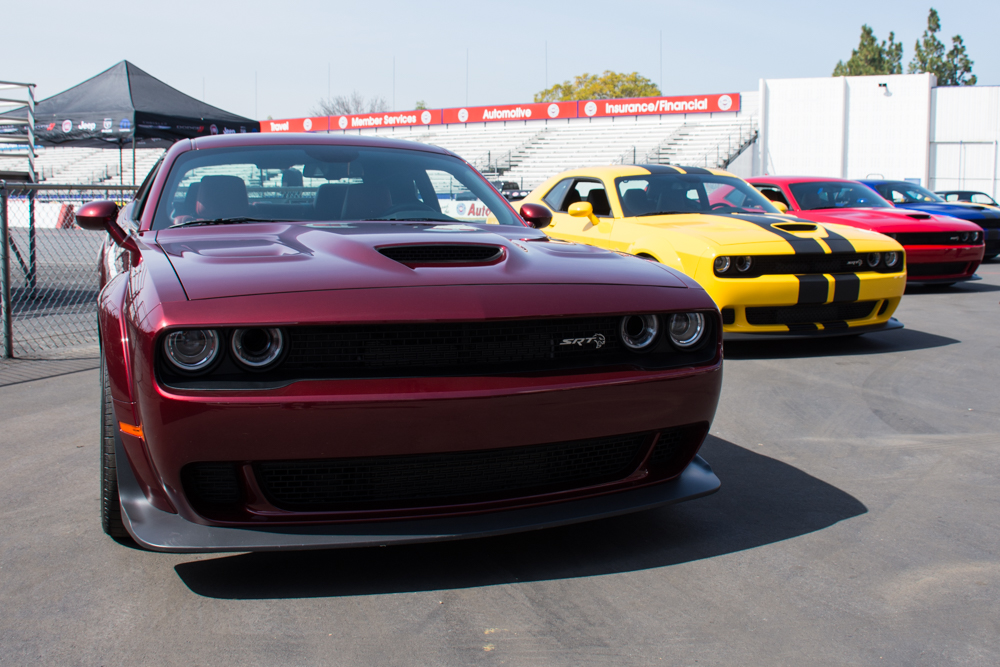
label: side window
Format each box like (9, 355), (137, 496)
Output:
(754, 185), (790, 207)
(971, 193), (993, 205)
(132, 155), (164, 221)
(942, 193), (958, 202)
(543, 178), (573, 210)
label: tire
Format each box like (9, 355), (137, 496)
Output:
(100, 354), (128, 538)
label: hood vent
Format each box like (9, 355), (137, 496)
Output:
(379, 244), (505, 266)
(906, 213), (931, 220)
(771, 222), (818, 232)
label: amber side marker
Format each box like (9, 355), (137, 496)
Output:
(119, 422), (144, 439)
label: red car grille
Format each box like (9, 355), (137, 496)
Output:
(893, 232), (981, 246)
(244, 424), (707, 513)
(907, 262), (969, 277)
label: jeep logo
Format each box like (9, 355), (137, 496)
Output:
(560, 334), (606, 349)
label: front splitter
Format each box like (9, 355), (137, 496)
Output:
(115, 435), (720, 553)
(724, 317), (904, 341)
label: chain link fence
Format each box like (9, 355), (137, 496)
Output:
(1, 183), (138, 359)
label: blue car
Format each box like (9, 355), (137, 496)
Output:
(861, 180), (1000, 260)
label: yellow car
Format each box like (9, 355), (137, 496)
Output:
(517, 165), (907, 337)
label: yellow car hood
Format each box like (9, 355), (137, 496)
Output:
(634, 212), (882, 248)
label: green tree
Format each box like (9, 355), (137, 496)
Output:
(414, 100), (427, 110)
(833, 25), (903, 76)
(534, 71), (660, 102)
(907, 8), (976, 85)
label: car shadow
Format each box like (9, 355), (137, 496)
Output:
(905, 281), (1000, 294)
(174, 437), (866, 600)
(723, 327), (958, 360)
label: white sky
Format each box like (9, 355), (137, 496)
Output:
(4, 0), (997, 120)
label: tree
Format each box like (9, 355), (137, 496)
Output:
(534, 71), (660, 102)
(907, 8), (976, 85)
(312, 91), (389, 116)
(833, 25), (903, 76)
(414, 100), (427, 110)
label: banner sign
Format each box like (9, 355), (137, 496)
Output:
(441, 101), (577, 124)
(334, 109), (441, 130)
(579, 93), (739, 118)
(263, 116), (328, 133)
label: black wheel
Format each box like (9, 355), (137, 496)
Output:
(100, 354), (128, 538)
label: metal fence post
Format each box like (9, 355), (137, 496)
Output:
(28, 188), (36, 299)
(1, 182), (12, 358)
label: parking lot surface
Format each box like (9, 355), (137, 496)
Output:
(1, 265), (998, 666)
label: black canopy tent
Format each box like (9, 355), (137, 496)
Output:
(0, 61), (259, 183)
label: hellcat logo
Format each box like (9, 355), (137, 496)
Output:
(559, 334), (606, 349)
(846, 259), (863, 267)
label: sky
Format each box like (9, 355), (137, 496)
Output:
(4, 0), (998, 121)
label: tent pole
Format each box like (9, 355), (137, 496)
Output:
(132, 136), (136, 186)
(119, 146), (123, 186)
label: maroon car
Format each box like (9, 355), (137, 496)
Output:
(77, 133), (723, 552)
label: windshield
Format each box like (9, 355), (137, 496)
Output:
(789, 181), (891, 210)
(870, 181), (944, 204)
(151, 144), (519, 230)
(615, 173), (779, 217)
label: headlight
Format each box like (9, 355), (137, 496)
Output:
(960, 232), (970, 242)
(231, 328), (285, 370)
(736, 256), (753, 273)
(619, 314), (660, 351)
(667, 313), (706, 349)
(714, 256), (731, 273)
(164, 329), (220, 373)
(883, 251), (900, 268)
(867, 252), (881, 267)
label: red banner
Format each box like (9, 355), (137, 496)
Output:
(261, 116), (328, 133)
(579, 93), (739, 118)
(331, 109), (441, 130)
(441, 101), (577, 124)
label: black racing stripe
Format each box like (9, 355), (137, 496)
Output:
(823, 227), (856, 253)
(787, 323), (819, 332)
(821, 321), (849, 330)
(638, 164), (682, 174)
(797, 275), (829, 304)
(727, 213), (826, 254)
(832, 274), (861, 303)
(676, 166), (712, 175)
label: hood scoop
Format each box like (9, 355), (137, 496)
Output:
(907, 213), (931, 220)
(378, 243), (505, 267)
(772, 222), (818, 232)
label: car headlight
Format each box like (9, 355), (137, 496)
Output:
(619, 315), (660, 351)
(736, 256), (753, 273)
(667, 313), (706, 349)
(231, 328), (286, 370)
(164, 329), (220, 373)
(960, 232), (970, 242)
(714, 256), (731, 274)
(867, 252), (881, 267)
(883, 251), (900, 268)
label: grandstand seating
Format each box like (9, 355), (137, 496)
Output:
(22, 113), (756, 193)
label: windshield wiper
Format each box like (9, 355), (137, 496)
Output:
(171, 217), (289, 228)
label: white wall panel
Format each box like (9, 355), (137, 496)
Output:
(760, 77), (845, 177)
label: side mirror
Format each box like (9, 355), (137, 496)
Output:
(772, 201), (789, 213)
(568, 201), (604, 228)
(76, 200), (138, 254)
(519, 203), (552, 229)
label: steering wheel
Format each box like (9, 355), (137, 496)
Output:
(377, 202), (437, 216)
(709, 202), (738, 211)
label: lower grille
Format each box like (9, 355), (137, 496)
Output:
(746, 301), (877, 325)
(181, 463), (241, 507)
(253, 426), (702, 512)
(648, 423), (709, 477)
(907, 262), (968, 277)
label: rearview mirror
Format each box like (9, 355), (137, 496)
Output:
(519, 203), (552, 229)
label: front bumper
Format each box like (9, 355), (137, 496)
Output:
(116, 432), (720, 553)
(905, 245), (984, 282)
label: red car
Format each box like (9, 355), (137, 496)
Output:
(76, 133), (723, 553)
(749, 177), (985, 285)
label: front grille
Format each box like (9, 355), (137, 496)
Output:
(181, 463), (241, 507)
(379, 244), (503, 264)
(893, 232), (982, 246)
(907, 262), (969, 277)
(648, 423), (708, 476)
(723, 253), (902, 277)
(746, 301), (877, 325)
(255, 430), (656, 511)
(282, 317), (623, 372)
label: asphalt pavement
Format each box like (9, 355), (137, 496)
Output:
(1, 263), (997, 666)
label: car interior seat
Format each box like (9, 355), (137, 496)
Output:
(587, 189), (612, 216)
(282, 168), (303, 189)
(623, 189), (651, 216)
(562, 188), (582, 211)
(342, 182), (392, 220)
(657, 187), (694, 213)
(195, 175), (249, 219)
(314, 183), (348, 220)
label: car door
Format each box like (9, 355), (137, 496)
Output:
(541, 177), (614, 248)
